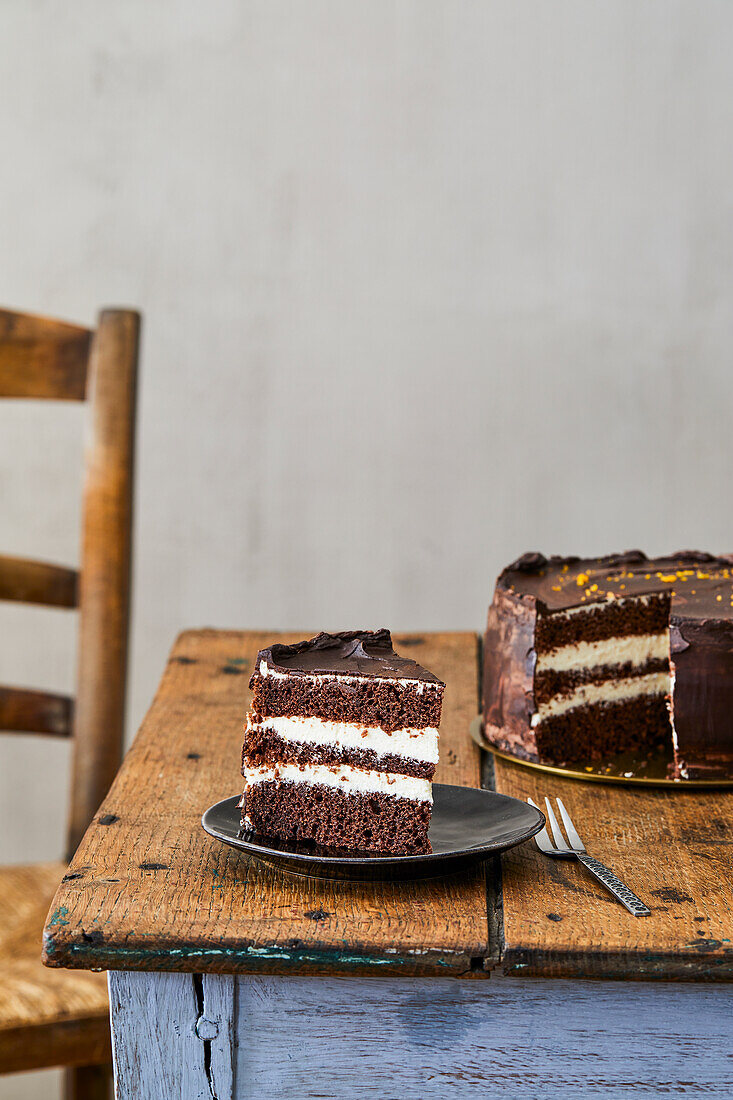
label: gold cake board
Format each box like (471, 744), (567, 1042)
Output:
(469, 717), (733, 790)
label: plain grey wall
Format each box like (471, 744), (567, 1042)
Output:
(1, 2), (732, 1095)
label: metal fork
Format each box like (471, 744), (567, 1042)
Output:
(527, 796), (650, 916)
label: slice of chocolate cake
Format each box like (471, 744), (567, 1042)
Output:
(483, 551), (733, 779)
(240, 630), (445, 854)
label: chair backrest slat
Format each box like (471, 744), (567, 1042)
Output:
(0, 309), (91, 400)
(1, 305), (140, 860)
(0, 686), (73, 737)
(0, 555), (79, 608)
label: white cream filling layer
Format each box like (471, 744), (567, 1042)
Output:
(531, 671), (670, 726)
(258, 660), (442, 694)
(241, 761), (432, 803)
(249, 715), (439, 764)
(536, 632), (669, 674)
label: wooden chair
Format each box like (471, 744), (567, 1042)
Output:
(0, 308), (140, 1099)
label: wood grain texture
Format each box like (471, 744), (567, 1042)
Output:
(234, 973), (733, 1098)
(0, 861), (110, 1074)
(46, 630), (491, 977)
(0, 308), (91, 400)
(109, 970), (733, 1099)
(67, 308), (140, 858)
(109, 971), (232, 1100)
(198, 971), (235, 1100)
(494, 755), (733, 980)
(0, 685), (73, 736)
(0, 554), (79, 608)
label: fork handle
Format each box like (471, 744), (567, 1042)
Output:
(577, 853), (651, 916)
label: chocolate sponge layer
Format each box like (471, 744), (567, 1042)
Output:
(251, 675), (443, 734)
(534, 695), (670, 765)
(535, 596), (670, 651)
(241, 780), (432, 855)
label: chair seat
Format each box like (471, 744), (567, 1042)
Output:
(0, 861), (111, 1074)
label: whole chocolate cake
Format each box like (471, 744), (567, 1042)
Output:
(482, 551), (733, 779)
(240, 630), (445, 853)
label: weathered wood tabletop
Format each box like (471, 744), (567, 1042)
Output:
(495, 758), (733, 980)
(43, 630), (733, 982)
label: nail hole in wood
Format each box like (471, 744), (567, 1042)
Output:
(304, 908), (331, 922)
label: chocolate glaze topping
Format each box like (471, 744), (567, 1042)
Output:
(257, 629), (444, 685)
(499, 550), (733, 618)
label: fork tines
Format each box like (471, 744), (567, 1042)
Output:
(528, 796), (585, 854)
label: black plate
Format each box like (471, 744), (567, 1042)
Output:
(201, 784), (545, 881)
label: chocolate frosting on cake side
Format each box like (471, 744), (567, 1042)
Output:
(483, 550), (733, 776)
(254, 629), (445, 686)
(670, 617), (733, 778)
(482, 587), (539, 760)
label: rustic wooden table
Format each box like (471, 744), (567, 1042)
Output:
(43, 631), (733, 1099)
